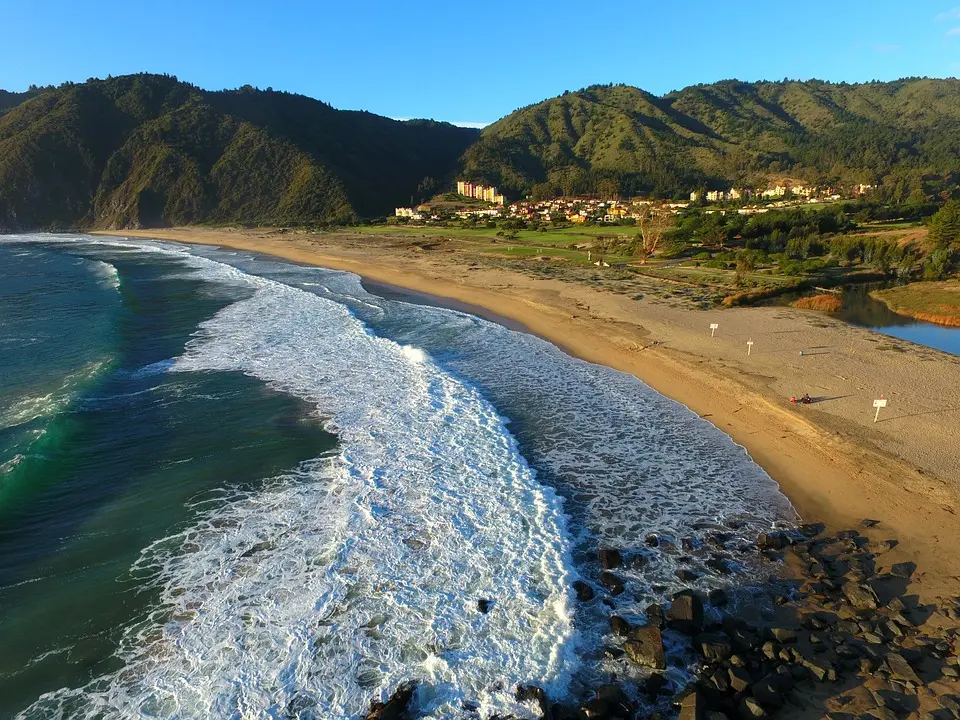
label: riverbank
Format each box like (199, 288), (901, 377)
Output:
(94, 227), (960, 603)
(871, 281), (960, 328)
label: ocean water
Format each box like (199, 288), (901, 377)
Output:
(0, 235), (795, 719)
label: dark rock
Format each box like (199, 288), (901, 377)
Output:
(595, 684), (633, 718)
(478, 599), (492, 614)
(761, 641), (779, 661)
(645, 534), (660, 547)
(624, 626), (666, 669)
(841, 581), (880, 610)
(580, 698), (609, 719)
(709, 588), (729, 607)
(709, 669), (730, 692)
(516, 685), (549, 717)
(675, 686), (705, 720)
(890, 562), (916, 579)
(682, 537), (697, 551)
(757, 532), (790, 551)
(768, 627), (798, 644)
(728, 666), (752, 693)
(695, 632), (733, 660)
(799, 523), (824, 537)
(676, 569), (701, 582)
(739, 696), (767, 718)
(706, 557), (733, 575)
(599, 548), (622, 570)
(940, 695), (960, 716)
(572, 581), (594, 602)
(874, 539), (898, 553)
(646, 603), (665, 629)
(641, 672), (668, 699)
(861, 519), (881, 527)
(802, 657), (837, 682)
(609, 615), (631, 636)
(365, 681), (418, 720)
(885, 653), (921, 685)
(668, 590), (704, 635)
(599, 572), (625, 595)
(752, 674), (788, 708)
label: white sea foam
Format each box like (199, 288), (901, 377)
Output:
(18, 243), (578, 719)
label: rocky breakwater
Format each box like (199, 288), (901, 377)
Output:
(365, 522), (960, 719)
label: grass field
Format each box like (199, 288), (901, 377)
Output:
(871, 281), (960, 326)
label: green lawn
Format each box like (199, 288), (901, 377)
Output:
(352, 223), (638, 247)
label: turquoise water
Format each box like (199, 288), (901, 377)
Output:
(0, 235), (795, 719)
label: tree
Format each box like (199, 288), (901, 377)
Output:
(636, 208), (670, 263)
(928, 200), (960, 251)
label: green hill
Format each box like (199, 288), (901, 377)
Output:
(460, 78), (960, 200)
(0, 74), (478, 231)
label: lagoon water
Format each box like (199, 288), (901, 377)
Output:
(0, 235), (794, 719)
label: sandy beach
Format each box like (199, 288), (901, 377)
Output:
(96, 227), (960, 601)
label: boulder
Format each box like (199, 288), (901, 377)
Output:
(709, 588), (729, 607)
(841, 581), (880, 610)
(624, 626), (666, 669)
(365, 681), (418, 720)
(675, 686), (705, 720)
(609, 615), (632, 636)
(668, 590), (704, 635)
(751, 675), (789, 708)
(515, 685), (549, 717)
(599, 547), (622, 570)
(599, 572), (625, 595)
(757, 532), (790, 551)
(477, 599), (492, 614)
(885, 653), (921, 685)
(728, 666), (752, 693)
(739, 696), (767, 718)
(595, 684), (633, 718)
(646, 603), (666, 629)
(572, 581), (594, 602)
(695, 632), (733, 660)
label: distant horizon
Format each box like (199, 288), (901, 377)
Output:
(3, 0), (959, 126)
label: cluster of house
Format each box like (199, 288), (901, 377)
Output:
(691, 183), (874, 204)
(505, 198), (688, 224)
(456, 181), (505, 206)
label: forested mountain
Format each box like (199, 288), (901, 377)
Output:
(460, 79), (960, 200)
(0, 74), (477, 230)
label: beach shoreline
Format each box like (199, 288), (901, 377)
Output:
(93, 227), (960, 602)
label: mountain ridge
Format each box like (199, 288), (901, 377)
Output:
(460, 77), (960, 200)
(2, 74), (960, 231)
(0, 74), (478, 231)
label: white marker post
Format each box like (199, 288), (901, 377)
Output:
(747, 339), (754, 356)
(873, 396), (887, 423)
(710, 323), (719, 338)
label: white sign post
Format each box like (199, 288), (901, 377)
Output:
(710, 323), (719, 338)
(747, 339), (754, 356)
(873, 396), (887, 423)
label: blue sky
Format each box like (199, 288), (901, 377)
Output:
(2, 0), (959, 126)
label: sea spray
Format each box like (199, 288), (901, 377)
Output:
(16, 239), (579, 719)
